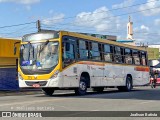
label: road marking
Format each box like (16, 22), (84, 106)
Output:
(90, 110), (100, 111)
(0, 98), (66, 107)
(139, 101), (155, 104)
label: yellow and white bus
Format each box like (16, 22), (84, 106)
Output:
(18, 30), (150, 95)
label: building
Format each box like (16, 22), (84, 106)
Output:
(79, 32), (117, 41)
(116, 16), (136, 46)
(117, 39), (136, 46)
(148, 44), (160, 59)
(0, 38), (21, 90)
(147, 47), (159, 60)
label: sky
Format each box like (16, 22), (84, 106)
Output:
(0, 0), (160, 45)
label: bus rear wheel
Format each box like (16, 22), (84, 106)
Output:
(42, 88), (54, 96)
(118, 76), (132, 92)
(125, 76), (132, 91)
(75, 77), (87, 95)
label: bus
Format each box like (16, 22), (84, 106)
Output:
(0, 38), (20, 90)
(18, 30), (150, 95)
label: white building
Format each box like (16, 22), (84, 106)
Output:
(117, 16), (136, 46)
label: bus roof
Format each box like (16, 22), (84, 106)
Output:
(60, 30), (147, 51)
(21, 30), (147, 51)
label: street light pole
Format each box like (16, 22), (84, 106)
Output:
(37, 20), (41, 32)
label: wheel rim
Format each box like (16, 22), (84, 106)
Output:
(127, 80), (131, 90)
(80, 81), (86, 91)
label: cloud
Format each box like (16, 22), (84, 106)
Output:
(133, 25), (160, 44)
(0, 0), (40, 5)
(155, 19), (160, 26)
(74, 6), (159, 44)
(75, 6), (120, 32)
(139, 0), (160, 16)
(140, 25), (149, 32)
(134, 25), (150, 34)
(112, 0), (135, 9)
(42, 14), (65, 25)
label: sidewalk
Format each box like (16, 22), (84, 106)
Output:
(0, 88), (42, 96)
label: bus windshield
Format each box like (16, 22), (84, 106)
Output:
(20, 41), (59, 75)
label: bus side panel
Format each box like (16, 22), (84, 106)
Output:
(103, 64), (125, 86)
(92, 63), (104, 87)
(132, 66), (150, 85)
(142, 71), (150, 85)
(61, 64), (79, 87)
(59, 63), (150, 88)
(123, 66), (149, 86)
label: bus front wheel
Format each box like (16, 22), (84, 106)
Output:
(42, 88), (54, 96)
(75, 77), (87, 95)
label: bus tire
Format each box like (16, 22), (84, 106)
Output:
(75, 77), (87, 95)
(118, 76), (132, 92)
(92, 87), (104, 92)
(124, 76), (132, 91)
(42, 88), (54, 96)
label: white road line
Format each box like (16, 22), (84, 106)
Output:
(90, 110), (100, 111)
(0, 98), (65, 107)
(138, 101), (155, 104)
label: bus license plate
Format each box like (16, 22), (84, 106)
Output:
(32, 84), (40, 88)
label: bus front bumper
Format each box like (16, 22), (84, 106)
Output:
(18, 77), (63, 88)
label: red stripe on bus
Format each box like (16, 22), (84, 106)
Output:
(134, 66), (149, 72)
(78, 61), (104, 66)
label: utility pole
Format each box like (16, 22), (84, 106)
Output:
(37, 20), (41, 32)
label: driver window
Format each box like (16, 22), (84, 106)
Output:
(63, 42), (75, 68)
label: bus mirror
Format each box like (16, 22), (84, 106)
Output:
(66, 43), (70, 51)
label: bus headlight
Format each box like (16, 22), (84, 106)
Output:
(18, 72), (23, 80)
(50, 70), (60, 79)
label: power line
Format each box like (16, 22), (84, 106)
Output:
(41, 5), (160, 29)
(0, 26), (36, 35)
(40, 0), (159, 22)
(0, 0), (158, 33)
(40, 5), (160, 38)
(42, 25), (160, 37)
(0, 0), (159, 38)
(0, 21), (36, 29)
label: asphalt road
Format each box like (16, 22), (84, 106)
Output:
(0, 86), (160, 120)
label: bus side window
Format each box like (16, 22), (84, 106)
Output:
(90, 42), (100, 61)
(124, 48), (132, 64)
(98, 43), (103, 61)
(77, 40), (80, 58)
(141, 51), (147, 66)
(114, 46), (123, 63)
(133, 50), (140, 65)
(78, 40), (89, 60)
(121, 48), (124, 63)
(104, 44), (113, 62)
(63, 42), (75, 68)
